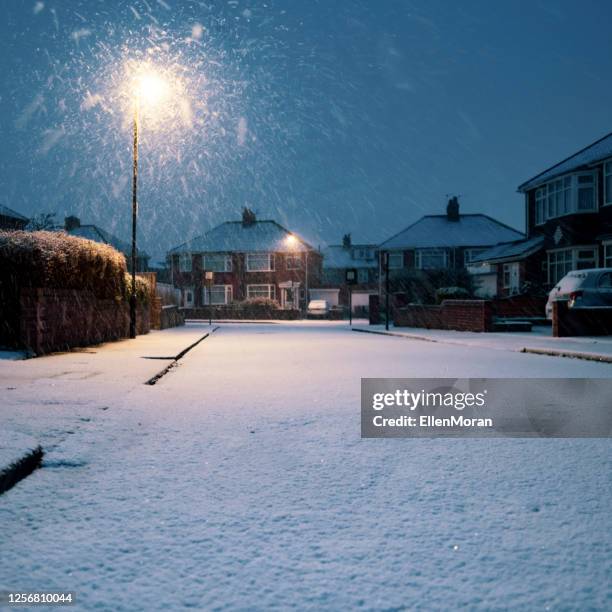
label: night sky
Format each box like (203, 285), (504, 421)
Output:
(1, 0), (612, 262)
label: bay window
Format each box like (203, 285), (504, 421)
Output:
(548, 247), (598, 285)
(203, 285), (233, 305)
(247, 284), (276, 300)
(415, 248), (448, 270)
(535, 172), (596, 224)
(246, 253), (274, 272)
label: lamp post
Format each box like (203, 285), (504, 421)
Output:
(127, 67), (172, 338)
(129, 97), (139, 338)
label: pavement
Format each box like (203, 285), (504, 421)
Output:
(1, 322), (611, 609)
(353, 322), (612, 362)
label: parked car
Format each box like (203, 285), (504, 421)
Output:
(545, 268), (612, 319)
(307, 299), (330, 318)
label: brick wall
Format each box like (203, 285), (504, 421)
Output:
(492, 294), (547, 318)
(17, 288), (150, 355)
(553, 300), (612, 337)
(394, 299), (493, 332)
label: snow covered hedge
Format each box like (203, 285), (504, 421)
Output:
(0, 230), (127, 300)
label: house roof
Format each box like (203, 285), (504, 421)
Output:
(470, 235), (545, 264)
(0, 205), (28, 221)
(168, 220), (313, 254)
(518, 131), (612, 192)
(67, 225), (149, 258)
(380, 214), (523, 250)
(322, 245), (378, 269)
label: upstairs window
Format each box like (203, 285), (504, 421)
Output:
(246, 253), (275, 272)
(387, 252), (404, 269)
(535, 172), (596, 224)
(415, 248), (448, 270)
(179, 253), (192, 272)
(286, 254), (302, 270)
(604, 161), (612, 206)
(357, 268), (369, 284)
(203, 254), (232, 272)
(464, 248), (487, 266)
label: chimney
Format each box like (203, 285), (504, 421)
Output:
(64, 215), (81, 231)
(342, 233), (351, 249)
(242, 207), (256, 227)
(446, 196), (460, 221)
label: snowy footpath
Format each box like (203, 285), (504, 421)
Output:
(0, 322), (611, 610)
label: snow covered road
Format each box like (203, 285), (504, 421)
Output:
(1, 322), (611, 610)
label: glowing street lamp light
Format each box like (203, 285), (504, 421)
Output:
(127, 64), (172, 338)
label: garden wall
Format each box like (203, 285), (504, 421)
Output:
(492, 294), (547, 319)
(394, 300), (493, 333)
(552, 301), (612, 337)
(18, 288), (150, 355)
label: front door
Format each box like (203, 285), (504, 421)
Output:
(281, 286), (298, 309)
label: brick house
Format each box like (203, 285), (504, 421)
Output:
(168, 209), (322, 310)
(313, 234), (378, 310)
(379, 197), (523, 300)
(472, 131), (612, 296)
(0, 205), (29, 230)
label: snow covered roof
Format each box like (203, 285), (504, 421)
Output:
(0, 205), (28, 221)
(518, 132), (612, 192)
(168, 220), (313, 254)
(470, 235), (544, 264)
(322, 245), (378, 269)
(380, 214), (523, 250)
(67, 225), (149, 258)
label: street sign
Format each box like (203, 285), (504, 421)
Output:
(204, 270), (214, 281)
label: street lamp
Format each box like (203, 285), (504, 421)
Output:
(128, 65), (171, 338)
(285, 233), (308, 312)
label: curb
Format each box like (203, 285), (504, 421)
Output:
(146, 326), (219, 385)
(520, 347), (612, 363)
(0, 446), (44, 495)
(352, 327), (612, 364)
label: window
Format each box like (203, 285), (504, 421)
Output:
(535, 173), (596, 224)
(246, 253), (274, 272)
(464, 248), (487, 266)
(604, 161), (612, 206)
(502, 262), (520, 294)
(387, 252), (403, 269)
(203, 285), (233, 305)
(415, 248), (448, 270)
(203, 254), (232, 272)
(604, 243), (612, 267)
(547, 247), (598, 285)
(247, 284), (276, 300)
(183, 287), (194, 307)
(357, 268), (369, 284)
(576, 173), (596, 211)
(179, 253), (192, 272)
(286, 254), (302, 270)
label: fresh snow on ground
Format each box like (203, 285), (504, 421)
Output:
(0, 322), (611, 610)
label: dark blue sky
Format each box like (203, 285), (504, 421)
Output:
(1, 0), (612, 261)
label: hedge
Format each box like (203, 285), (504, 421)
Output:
(0, 230), (127, 300)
